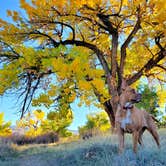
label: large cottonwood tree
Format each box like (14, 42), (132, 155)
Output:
(0, 0), (165, 127)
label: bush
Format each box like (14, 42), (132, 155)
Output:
(5, 132), (59, 145)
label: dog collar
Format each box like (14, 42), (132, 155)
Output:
(123, 102), (133, 109)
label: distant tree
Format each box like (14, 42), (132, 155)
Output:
(0, 112), (12, 137)
(16, 109), (45, 137)
(159, 116), (166, 127)
(17, 109), (73, 137)
(41, 109), (73, 137)
(136, 85), (163, 118)
(78, 111), (110, 137)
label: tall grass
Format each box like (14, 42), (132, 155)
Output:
(0, 129), (166, 166)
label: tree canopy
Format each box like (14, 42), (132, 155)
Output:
(0, 0), (165, 126)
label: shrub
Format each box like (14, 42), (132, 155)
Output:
(8, 132), (59, 145)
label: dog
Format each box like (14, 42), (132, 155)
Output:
(115, 81), (160, 153)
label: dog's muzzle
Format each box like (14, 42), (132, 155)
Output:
(131, 93), (142, 103)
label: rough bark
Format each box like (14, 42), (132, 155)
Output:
(104, 100), (116, 128)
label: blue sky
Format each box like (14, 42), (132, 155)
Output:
(0, 0), (20, 20)
(0, 0), (100, 130)
(0, 1), (21, 123)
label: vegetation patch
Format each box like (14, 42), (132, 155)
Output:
(0, 129), (166, 166)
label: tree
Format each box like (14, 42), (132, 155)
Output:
(0, 112), (12, 137)
(41, 109), (73, 137)
(0, 0), (165, 128)
(78, 111), (110, 135)
(136, 84), (162, 118)
(159, 115), (166, 127)
(16, 109), (45, 137)
(17, 109), (73, 137)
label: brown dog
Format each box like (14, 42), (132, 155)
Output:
(115, 82), (160, 153)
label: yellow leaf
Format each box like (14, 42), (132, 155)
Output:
(7, 10), (12, 16)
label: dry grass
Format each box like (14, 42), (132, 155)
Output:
(0, 128), (166, 166)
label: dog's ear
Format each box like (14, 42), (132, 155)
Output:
(121, 78), (128, 91)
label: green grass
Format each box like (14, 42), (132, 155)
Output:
(0, 129), (166, 166)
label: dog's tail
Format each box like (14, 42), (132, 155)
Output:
(150, 115), (159, 123)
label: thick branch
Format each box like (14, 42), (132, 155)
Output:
(0, 53), (19, 60)
(127, 33), (165, 85)
(120, 9), (141, 78)
(26, 30), (111, 77)
(127, 50), (166, 85)
(111, 32), (118, 79)
(49, 8), (110, 33)
(97, 13), (116, 34)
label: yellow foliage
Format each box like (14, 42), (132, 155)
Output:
(78, 80), (92, 91)
(47, 85), (57, 97)
(91, 79), (108, 98)
(0, 112), (12, 137)
(25, 127), (42, 137)
(29, 119), (35, 125)
(157, 89), (166, 108)
(16, 110), (45, 137)
(34, 110), (45, 121)
(70, 58), (82, 74)
(6, 10), (12, 16)
(69, 92), (76, 102)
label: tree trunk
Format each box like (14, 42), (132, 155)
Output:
(104, 100), (116, 129)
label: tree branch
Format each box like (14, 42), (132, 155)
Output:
(27, 30), (110, 79)
(20, 73), (43, 118)
(120, 7), (141, 78)
(20, 73), (32, 118)
(30, 20), (76, 41)
(0, 40), (20, 58)
(156, 64), (166, 71)
(127, 50), (166, 85)
(111, 32), (118, 79)
(155, 35), (165, 51)
(28, 30), (58, 47)
(97, 13), (116, 34)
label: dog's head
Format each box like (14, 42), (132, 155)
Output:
(120, 79), (141, 105)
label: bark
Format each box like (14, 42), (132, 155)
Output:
(111, 32), (118, 79)
(104, 100), (116, 128)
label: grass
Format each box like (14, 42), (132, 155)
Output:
(0, 129), (166, 166)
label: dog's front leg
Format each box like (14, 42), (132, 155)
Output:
(117, 126), (124, 153)
(132, 131), (139, 153)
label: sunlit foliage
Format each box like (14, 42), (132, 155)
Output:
(78, 111), (110, 135)
(0, 112), (12, 137)
(16, 110), (45, 137)
(16, 109), (73, 137)
(136, 84), (163, 118)
(0, 0), (165, 126)
(41, 109), (73, 137)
